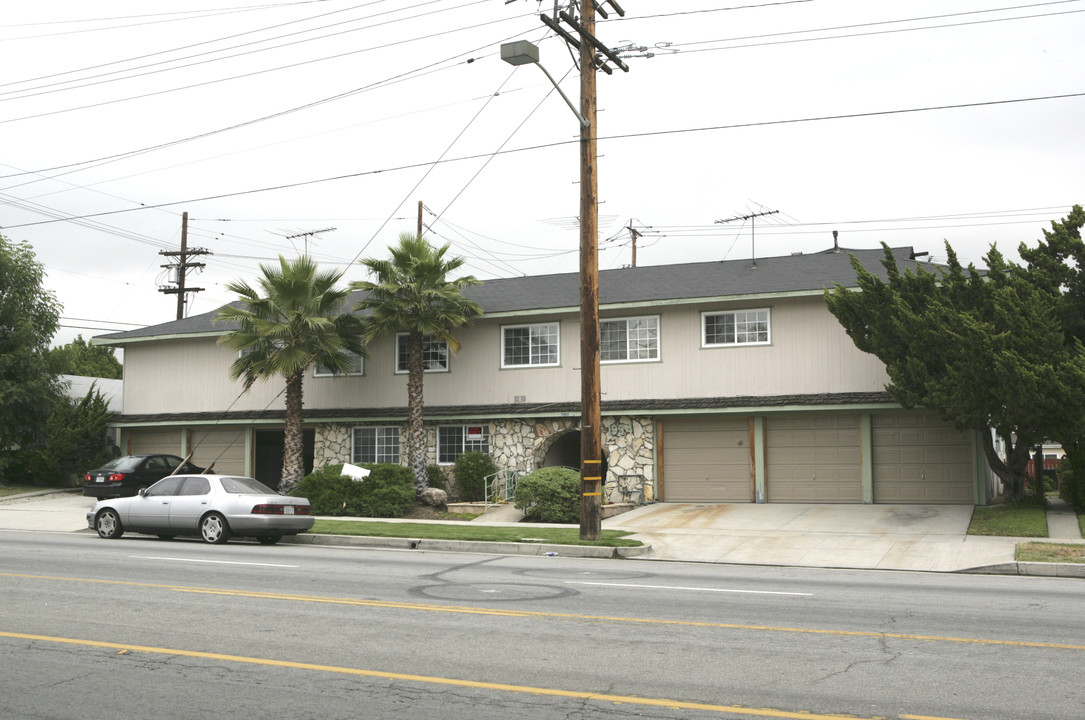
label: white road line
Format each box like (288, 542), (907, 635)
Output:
(566, 581), (811, 597)
(132, 556), (297, 568)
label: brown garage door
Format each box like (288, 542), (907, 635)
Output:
(128, 429), (182, 456)
(873, 413), (974, 503)
(661, 417), (752, 502)
(765, 415), (861, 502)
(189, 428), (247, 475)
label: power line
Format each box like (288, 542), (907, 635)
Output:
(6, 90), (1083, 230)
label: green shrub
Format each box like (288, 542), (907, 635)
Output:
(1058, 457), (1073, 503)
(453, 451), (496, 502)
(291, 463), (415, 517)
(426, 464), (447, 492)
(514, 467), (580, 523)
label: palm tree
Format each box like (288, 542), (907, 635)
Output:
(215, 255), (366, 493)
(353, 233), (482, 492)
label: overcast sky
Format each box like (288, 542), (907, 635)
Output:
(2, 0), (1083, 348)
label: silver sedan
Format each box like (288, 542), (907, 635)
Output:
(87, 474), (314, 545)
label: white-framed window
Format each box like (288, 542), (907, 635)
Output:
(702, 309), (771, 347)
(352, 426), (400, 464)
(314, 351), (364, 377)
(601, 316), (660, 363)
(395, 333), (450, 374)
(502, 322), (559, 368)
(437, 425), (490, 464)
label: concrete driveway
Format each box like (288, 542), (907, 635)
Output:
(603, 502), (1022, 572)
(0, 492), (1032, 573)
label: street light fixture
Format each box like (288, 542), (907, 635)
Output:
(500, 41), (589, 129)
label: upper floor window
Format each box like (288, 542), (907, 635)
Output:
(352, 426), (400, 464)
(601, 316), (660, 363)
(314, 351), (364, 377)
(502, 323), (559, 368)
(702, 309), (770, 347)
(395, 333), (450, 374)
(437, 425), (490, 464)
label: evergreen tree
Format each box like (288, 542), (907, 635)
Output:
(825, 242), (1085, 501)
(0, 234), (63, 479)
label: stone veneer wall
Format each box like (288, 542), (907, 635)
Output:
(313, 415), (657, 503)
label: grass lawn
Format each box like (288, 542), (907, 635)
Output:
(0, 484), (44, 498)
(1016, 542), (1085, 563)
(311, 519), (642, 547)
(968, 503), (1048, 537)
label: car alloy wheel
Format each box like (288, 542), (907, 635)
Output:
(200, 513), (231, 544)
(95, 509), (124, 539)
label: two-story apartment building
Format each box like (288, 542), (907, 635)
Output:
(94, 246), (997, 506)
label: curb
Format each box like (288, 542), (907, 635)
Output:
(285, 532), (651, 559)
(961, 561), (1085, 578)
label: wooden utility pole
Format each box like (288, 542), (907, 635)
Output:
(159, 212), (209, 320)
(417, 200), (424, 238)
(578, 0), (603, 540)
(533, 0), (628, 540)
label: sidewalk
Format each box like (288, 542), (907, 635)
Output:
(1, 489), (1082, 576)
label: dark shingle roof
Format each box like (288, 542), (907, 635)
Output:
(95, 246), (922, 344)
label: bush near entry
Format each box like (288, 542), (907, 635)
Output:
(291, 463), (414, 517)
(514, 466), (580, 523)
(453, 451), (496, 502)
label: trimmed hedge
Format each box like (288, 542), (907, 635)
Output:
(514, 466), (580, 523)
(453, 451), (496, 502)
(290, 463), (415, 517)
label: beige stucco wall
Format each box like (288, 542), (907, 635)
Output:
(119, 295), (890, 415)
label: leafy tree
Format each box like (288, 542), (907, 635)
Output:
(215, 255), (366, 493)
(1016, 205), (1085, 507)
(352, 234), (482, 492)
(14, 387), (117, 486)
(46, 334), (122, 379)
(824, 243), (1082, 501)
(0, 234), (63, 479)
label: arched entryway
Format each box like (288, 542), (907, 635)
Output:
(538, 428), (581, 469)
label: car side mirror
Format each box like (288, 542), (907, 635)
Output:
(138, 488), (148, 497)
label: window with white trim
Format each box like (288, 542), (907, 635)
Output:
(437, 425), (490, 464)
(314, 351), (364, 377)
(702, 309), (770, 347)
(600, 316), (660, 362)
(395, 333), (449, 374)
(502, 323), (559, 368)
(352, 427), (400, 464)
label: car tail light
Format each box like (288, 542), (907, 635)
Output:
(107, 473), (126, 483)
(85, 473), (92, 482)
(251, 504), (311, 515)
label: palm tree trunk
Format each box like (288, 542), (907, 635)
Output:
(281, 368), (306, 493)
(407, 330), (427, 492)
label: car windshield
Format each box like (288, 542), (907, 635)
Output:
(220, 476), (278, 495)
(99, 456), (143, 472)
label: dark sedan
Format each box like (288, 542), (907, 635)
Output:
(83, 454), (205, 500)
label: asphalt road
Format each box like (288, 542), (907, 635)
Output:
(2, 529), (1083, 720)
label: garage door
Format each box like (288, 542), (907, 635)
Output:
(128, 429), (182, 456)
(765, 415), (861, 502)
(873, 414), (974, 503)
(189, 428), (247, 475)
(661, 417), (752, 502)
